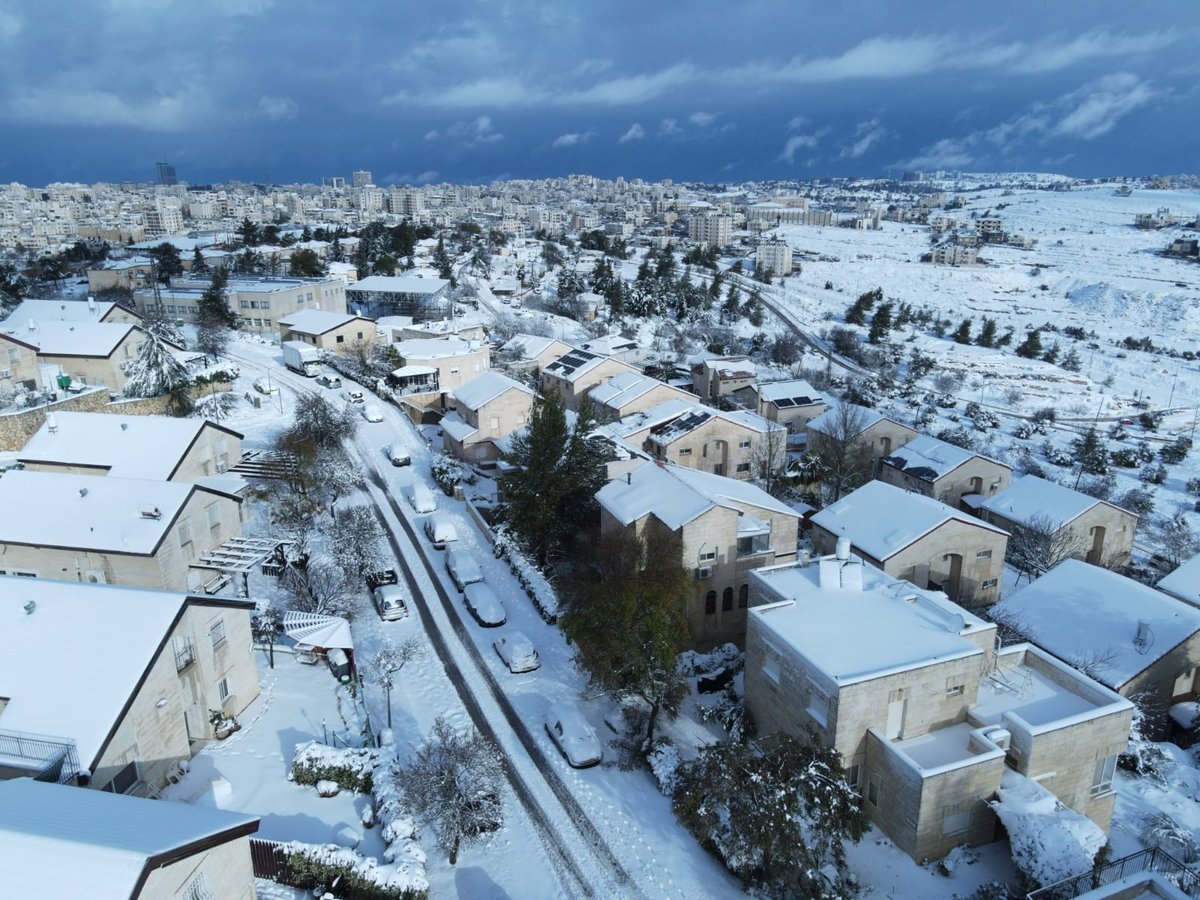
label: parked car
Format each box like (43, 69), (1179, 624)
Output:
(544, 702), (601, 768)
(493, 632), (540, 673)
(372, 584), (408, 621)
(252, 377), (279, 395)
(366, 568), (398, 592)
(463, 583), (505, 627)
(388, 443), (411, 466)
(343, 389), (365, 404)
(423, 512), (458, 549)
(362, 404), (384, 423)
(446, 548), (484, 590)
(316, 373), (342, 389)
(406, 483), (437, 514)
(326, 648), (352, 683)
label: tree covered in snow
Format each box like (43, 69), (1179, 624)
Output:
(194, 322), (230, 364)
(328, 504), (386, 579)
(395, 717), (504, 865)
(197, 266), (238, 329)
(123, 330), (192, 402)
(561, 527), (691, 745)
(807, 403), (873, 503)
(370, 638), (423, 729)
(280, 560), (359, 618)
(673, 733), (866, 898)
(1071, 428), (1109, 475)
(1007, 514), (1084, 583)
(280, 392), (360, 452)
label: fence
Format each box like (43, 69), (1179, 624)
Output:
(248, 838), (288, 881)
(1028, 847), (1200, 899)
(0, 729), (80, 784)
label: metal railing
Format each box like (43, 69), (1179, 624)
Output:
(1028, 847), (1200, 899)
(174, 638), (196, 672)
(0, 728), (80, 784)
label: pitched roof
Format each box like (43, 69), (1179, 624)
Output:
(1157, 554), (1200, 607)
(812, 481), (1007, 561)
(882, 434), (1010, 482)
(0, 319), (139, 356)
(648, 403), (779, 446)
(755, 378), (824, 407)
(6, 298), (121, 323)
(543, 347), (608, 383)
(277, 309), (367, 335)
(453, 371), (532, 410)
(589, 371), (669, 408)
(18, 412), (241, 481)
(806, 403), (896, 436)
(0, 778), (258, 899)
(500, 333), (566, 361)
(992, 559), (1200, 690)
(981, 474), (1120, 530)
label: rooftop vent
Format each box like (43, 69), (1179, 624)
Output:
(78, 487), (88, 498)
(23, 600), (36, 615)
(835, 535), (851, 561)
(46, 412), (58, 433)
(139, 505), (163, 520)
(120, 423), (128, 431)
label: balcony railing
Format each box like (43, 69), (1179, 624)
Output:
(0, 728), (80, 784)
(174, 638), (196, 672)
(1027, 847), (1200, 899)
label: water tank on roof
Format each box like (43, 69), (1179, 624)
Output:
(835, 536), (851, 561)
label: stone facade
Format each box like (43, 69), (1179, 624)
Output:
(985, 501), (1137, 570)
(878, 453), (1012, 508)
(647, 413), (779, 481)
(446, 385), (533, 463)
(279, 315), (376, 351)
(138, 834), (257, 900)
(543, 355), (639, 411)
(395, 342), (490, 393)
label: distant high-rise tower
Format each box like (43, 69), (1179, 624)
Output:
(323, 176), (346, 189)
(156, 161), (178, 186)
(352, 170), (373, 188)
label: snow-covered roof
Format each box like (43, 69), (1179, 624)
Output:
(750, 559), (992, 686)
(806, 403), (897, 436)
(981, 475), (1111, 531)
(704, 356), (757, 379)
(755, 378), (824, 407)
(500, 333), (566, 361)
(580, 334), (639, 356)
(589, 371), (664, 408)
(882, 434), (1009, 482)
(18, 412), (241, 481)
(992, 559), (1200, 690)
(376, 315), (415, 329)
(0, 470), (203, 554)
(648, 404), (779, 446)
(453, 371), (532, 410)
(597, 462), (795, 531)
(391, 364), (438, 378)
(351, 275), (450, 294)
(812, 481), (1007, 561)
(0, 778), (258, 899)
(0, 319), (138, 356)
(543, 347), (608, 383)
(439, 411), (478, 443)
(0, 578), (251, 768)
(277, 309), (366, 335)
(1158, 554), (1200, 608)
(6, 298), (121, 323)
(394, 337), (476, 360)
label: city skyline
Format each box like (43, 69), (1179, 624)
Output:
(0, 1), (1195, 186)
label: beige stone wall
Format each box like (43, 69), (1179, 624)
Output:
(987, 502), (1137, 570)
(545, 357), (637, 410)
(879, 456), (1011, 508)
(860, 418), (918, 466)
(607, 382), (694, 419)
(169, 425), (243, 481)
(177, 603), (261, 740)
(450, 387), (532, 463)
(138, 835), (257, 900)
(1, 336), (40, 386)
(281, 318), (374, 351)
(401, 347), (490, 393)
(760, 399), (826, 435)
(1119, 632), (1200, 736)
(648, 417), (766, 480)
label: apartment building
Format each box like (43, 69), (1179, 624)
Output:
(0, 318), (158, 394)
(687, 212), (733, 248)
(644, 404), (783, 480)
(138, 275), (348, 335)
(755, 239), (793, 277)
(442, 371), (534, 463)
(277, 309), (377, 352)
(877, 434), (1012, 508)
(753, 379), (827, 446)
(692, 356), (758, 403)
(393, 337), (490, 393)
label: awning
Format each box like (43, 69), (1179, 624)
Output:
(282, 611), (354, 650)
(391, 365), (438, 378)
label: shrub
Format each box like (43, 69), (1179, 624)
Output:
(936, 426), (975, 450)
(429, 452), (464, 496)
(291, 741), (377, 794)
(647, 739), (682, 796)
(492, 525), (559, 623)
(278, 841), (428, 900)
(1119, 488), (1156, 517)
(1110, 447), (1140, 468)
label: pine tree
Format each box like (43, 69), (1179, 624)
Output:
(953, 318), (972, 344)
(236, 216), (259, 247)
(1060, 346), (1082, 372)
(190, 247), (207, 275)
(123, 331), (192, 401)
(148, 242), (183, 284)
(433, 236), (453, 281)
(197, 267), (238, 329)
(1015, 329), (1043, 359)
(1042, 341), (1061, 364)
(976, 317), (997, 347)
(868, 302), (893, 344)
(1071, 427), (1109, 475)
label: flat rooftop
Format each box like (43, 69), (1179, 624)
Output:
(891, 722), (998, 773)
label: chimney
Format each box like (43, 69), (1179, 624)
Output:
(835, 535), (851, 561)
(626, 470), (632, 485)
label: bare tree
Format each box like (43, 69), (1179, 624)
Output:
(1006, 514), (1083, 584)
(280, 561), (360, 618)
(194, 323), (230, 364)
(807, 403), (872, 503)
(751, 425), (790, 498)
(395, 717), (504, 864)
(370, 637), (423, 728)
(1154, 513), (1200, 571)
(328, 504), (386, 579)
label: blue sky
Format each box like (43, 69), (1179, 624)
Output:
(0, 1), (1194, 185)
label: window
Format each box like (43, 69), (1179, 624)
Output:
(976, 549), (992, 559)
(209, 618), (226, 649)
(946, 681), (965, 696)
(490, 416), (500, 430)
(450, 367), (460, 375)
(177, 519), (193, 549)
(0, 568), (37, 577)
(982, 578), (998, 589)
(699, 549), (716, 563)
(104, 759), (140, 795)
(217, 677), (230, 702)
(722, 587), (733, 611)
(239, 300), (250, 309)
(705, 591), (716, 615)
(762, 646), (781, 683)
(738, 584), (748, 608)
(678, 448), (692, 456)
(336, 334), (345, 343)
(1090, 754), (1117, 798)
(735, 463), (751, 474)
(867, 779), (879, 806)
(1174, 668), (1196, 697)
(739, 440), (751, 449)
(206, 503), (221, 530)
(942, 809), (970, 836)
(6, 347), (19, 366)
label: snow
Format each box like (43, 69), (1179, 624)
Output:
(438, 412), (478, 443)
(498, 332), (570, 362)
(807, 402), (897, 436)
(587, 370), (662, 406)
(0, 777), (258, 899)
(0, 469), (199, 554)
(883, 433), (1008, 481)
(0, 579), (230, 769)
(5, 297), (119, 322)
(0, 318), (137, 355)
(17, 411), (240, 481)
(812, 480), (1007, 562)
(981, 474), (1106, 531)
(993, 559), (1200, 691)
(1157, 554), (1200, 608)
(750, 561), (991, 686)
(891, 722), (1002, 772)
(451, 370), (531, 410)
(394, 336), (476, 360)
(282, 611), (354, 650)
(276, 309), (363, 334)
(352, 274), (450, 294)
(754, 377), (823, 405)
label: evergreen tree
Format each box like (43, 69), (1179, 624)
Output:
(236, 216), (259, 247)
(1060, 346), (1082, 372)
(868, 302), (893, 344)
(1071, 427), (1109, 475)
(953, 318), (972, 344)
(722, 284), (742, 322)
(190, 247), (208, 276)
(1015, 329), (1043, 359)
(197, 267), (238, 329)
(123, 330), (192, 402)
(288, 248), (325, 277)
(976, 317), (997, 347)
(433, 236), (454, 281)
(148, 242), (183, 284)
(1042, 341), (1061, 364)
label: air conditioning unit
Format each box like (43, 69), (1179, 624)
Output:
(696, 566), (714, 580)
(0, 368), (11, 379)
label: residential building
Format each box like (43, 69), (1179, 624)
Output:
(442, 371), (534, 464)
(277, 309), (377, 351)
(0, 318), (158, 394)
(18, 412), (243, 482)
(86, 257), (156, 292)
(597, 463), (799, 648)
(580, 333), (643, 365)
(755, 239), (793, 277)
(810, 481), (1009, 606)
(931, 243), (979, 266)
(745, 554), (1133, 861)
(0, 470), (244, 593)
(393, 336), (490, 393)
(8, 296), (143, 326)
(1157, 554), (1200, 608)
(687, 212), (733, 248)
(753, 378), (827, 446)
(140, 275), (348, 335)
(396, 317), (488, 343)
(588, 371), (695, 421)
(0, 577), (259, 794)
(497, 333), (575, 379)
(980, 475), (1138, 570)
(993, 559), (1200, 734)
(805, 404), (918, 470)
(0, 779), (259, 900)
(542, 347), (640, 411)
(645, 403), (784, 480)
(692, 356), (757, 403)
(347, 274), (451, 321)
(877, 434), (1012, 508)
(352, 169), (373, 187)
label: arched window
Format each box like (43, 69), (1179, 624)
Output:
(738, 584), (749, 608)
(722, 587), (733, 611)
(705, 591), (716, 615)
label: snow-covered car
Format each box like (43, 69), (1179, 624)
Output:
(388, 443), (411, 466)
(372, 584), (408, 621)
(462, 583), (505, 627)
(423, 513), (458, 549)
(493, 632), (540, 673)
(406, 483), (437, 514)
(362, 404), (384, 423)
(316, 373), (342, 389)
(252, 377), (279, 395)
(446, 548), (484, 591)
(544, 702), (601, 768)
(343, 389), (365, 404)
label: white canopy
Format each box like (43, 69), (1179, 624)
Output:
(282, 611), (354, 650)
(391, 365), (438, 378)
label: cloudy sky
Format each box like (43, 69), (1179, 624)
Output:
(0, 0), (1194, 186)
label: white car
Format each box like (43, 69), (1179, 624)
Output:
(423, 513), (458, 549)
(343, 389), (365, 404)
(446, 549), (484, 591)
(388, 443), (411, 466)
(544, 702), (601, 768)
(463, 583), (505, 627)
(362, 404), (384, 423)
(494, 632), (540, 673)
(406, 483), (437, 514)
(372, 584), (408, 622)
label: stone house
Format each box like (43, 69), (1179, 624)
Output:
(597, 463), (799, 649)
(0, 470), (244, 593)
(541, 347), (640, 411)
(644, 403), (784, 481)
(0, 319), (161, 395)
(980, 474), (1137, 570)
(277, 309), (377, 351)
(0, 779), (259, 900)
(588, 370), (696, 421)
(0, 577), (260, 795)
(7, 297), (143, 326)
(442, 371), (534, 464)
(141, 275), (349, 336)
(1157, 554), (1200, 608)
(810, 481), (1009, 606)
(806, 404), (918, 470)
(497, 333), (574, 380)
(877, 434), (1012, 508)
(393, 336), (490, 393)
(692, 356), (758, 403)
(753, 378), (827, 447)
(745, 555), (1133, 861)
(992, 559), (1200, 736)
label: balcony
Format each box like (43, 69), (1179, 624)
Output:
(0, 729), (80, 785)
(174, 638), (196, 673)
